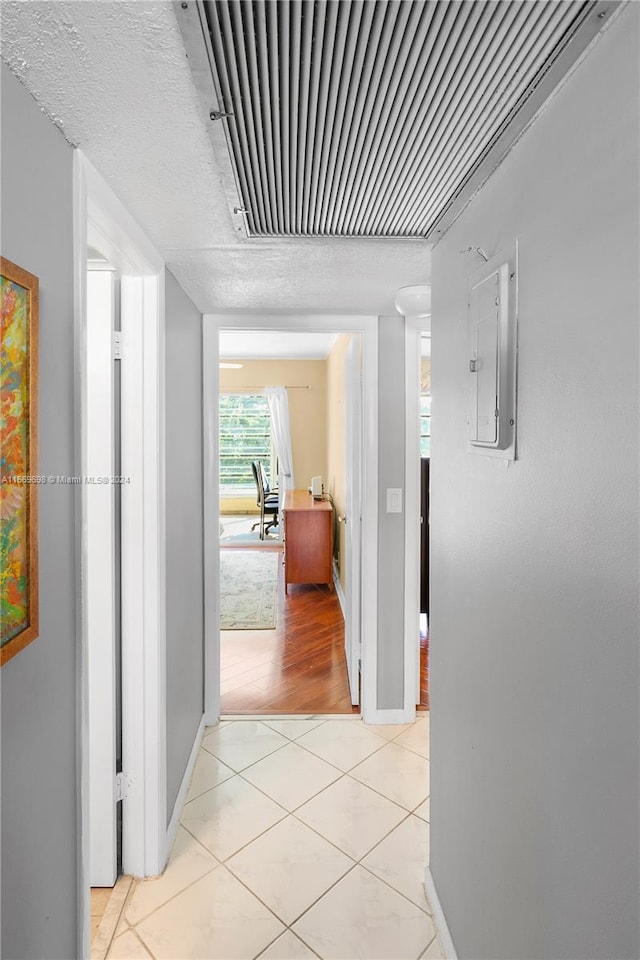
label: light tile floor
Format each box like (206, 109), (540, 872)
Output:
(104, 716), (444, 960)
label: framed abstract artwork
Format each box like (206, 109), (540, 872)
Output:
(1, 257), (39, 666)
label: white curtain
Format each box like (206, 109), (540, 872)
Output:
(265, 386), (295, 491)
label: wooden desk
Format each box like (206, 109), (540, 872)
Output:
(283, 490), (333, 592)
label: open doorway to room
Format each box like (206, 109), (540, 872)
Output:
(216, 328), (361, 715)
(403, 300), (432, 718)
(418, 334), (431, 712)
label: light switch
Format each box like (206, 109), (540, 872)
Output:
(386, 488), (402, 513)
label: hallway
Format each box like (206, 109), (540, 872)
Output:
(3, 4), (639, 959)
(94, 716), (438, 960)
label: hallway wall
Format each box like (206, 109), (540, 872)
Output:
(1, 63), (78, 959)
(430, 7), (640, 959)
(165, 270), (205, 821)
(377, 316), (406, 710)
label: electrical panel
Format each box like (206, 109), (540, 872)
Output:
(467, 244), (518, 459)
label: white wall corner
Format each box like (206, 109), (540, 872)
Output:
(332, 559), (347, 619)
(424, 867), (458, 960)
(165, 716), (205, 862)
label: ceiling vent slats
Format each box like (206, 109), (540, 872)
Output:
(202, 0), (604, 238)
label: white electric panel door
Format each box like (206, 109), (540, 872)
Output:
(470, 271), (500, 445)
(467, 244), (518, 459)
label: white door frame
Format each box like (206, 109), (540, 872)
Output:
(404, 317), (428, 712)
(74, 151), (167, 956)
(344, 337), (363, 706)
(85, 269), (118, 887)
(203, 314), (380, 723)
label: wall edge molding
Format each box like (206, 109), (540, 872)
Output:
(424, 867), (458, 960)
(165, 716), (205, 860)
(333, 559), (347, 619)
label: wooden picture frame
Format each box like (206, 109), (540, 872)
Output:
(1, 257), (39, 666)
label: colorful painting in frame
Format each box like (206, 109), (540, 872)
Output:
(1, 257), (39, 666)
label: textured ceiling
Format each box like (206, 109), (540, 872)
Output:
(0, 0), (429, 314)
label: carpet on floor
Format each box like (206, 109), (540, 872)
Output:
(219, 549), (279, 629)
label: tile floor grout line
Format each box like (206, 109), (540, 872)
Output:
(121, 861), (219, 933)
(251, 922), (324, 960)
(344, 767), (429, 814)
(288, 794), (408, 862)
(419, 933), (441, 960)
(178, 818), (226, 862)
(182, 772), (291, 860)
(284, 802), (432, 916)
(210, 860), (300, 935)
(231, 749), (348, 811)
(234, 766), (321, 816)
(291, 728), (394, 773)
(281, 860), (361, 931)
(260, 717), (331, 739)
(126, 924), (158, 960)
(93, 875), (133, 960)
(182, 764), (235, 805)
(279, 857), (433, 949)
(238, 766), (345, 817)
(357, 858), (433, 917)
(198, 736), (292, 779)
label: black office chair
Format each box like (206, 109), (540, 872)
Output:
(250, 460), (279, 539)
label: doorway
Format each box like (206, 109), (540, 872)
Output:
(404, 317), (431, 713)
(75, 151), (168, 956)
(216, 329), (360, 714)
(202, 314), (381, 725)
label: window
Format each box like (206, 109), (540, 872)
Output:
(219, 393), (273, 494)
(420, 394), (431, 458)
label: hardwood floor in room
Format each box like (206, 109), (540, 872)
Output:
(221, 546), (357, 714)
(220, 545), (430, 714)
(419, 628), (429, 712)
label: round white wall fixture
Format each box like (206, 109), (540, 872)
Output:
(394, 284), (431, 320)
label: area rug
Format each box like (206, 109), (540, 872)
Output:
(220, 550), (279, 630)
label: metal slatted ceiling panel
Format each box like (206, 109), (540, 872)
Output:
(204, 0), (595, 238)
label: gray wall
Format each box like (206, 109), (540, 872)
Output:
(377, 316), (406, 710)
(430, 8), (640, 960)
(165, 269), (204, 820)
(1, 64), (78, 959)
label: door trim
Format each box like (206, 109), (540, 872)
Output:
(85, 270), (118, 886)
(74, 151), (167, 956)
(202, 314), (379, 723)
(344, 336), (362, 706)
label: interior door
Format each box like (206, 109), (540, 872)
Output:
(344, 338), (363, 706)
(87, 269), (118, 886)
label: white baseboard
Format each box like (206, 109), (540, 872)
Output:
(363, 707), (416, 725)
(424, 867), (458, 960)
(165, 715), (205, 861)
(333, 560), (346, 618)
